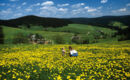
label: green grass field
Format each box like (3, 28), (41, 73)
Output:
(45, 24), (117, 34)
(2, 24), (118, 44)
(3, 26), (73, 44)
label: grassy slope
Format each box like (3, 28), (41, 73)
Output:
(42, 24), (118, 43)
(45, 24), (116, 34)
(3, 24), (118, 44)
(3, 26), (73, 44)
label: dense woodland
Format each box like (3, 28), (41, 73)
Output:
(69, 15), (130, 29)
(0, 26), (4, 44)
(0, 15), (72, 28)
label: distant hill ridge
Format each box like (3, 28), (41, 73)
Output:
(0, 15), (72, 28)
(0, 15), (130, 28)
(69, 15), (130, 28)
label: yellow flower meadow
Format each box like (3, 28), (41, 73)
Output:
(0, 43), (130, 80)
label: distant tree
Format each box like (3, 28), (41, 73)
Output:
(92, 39), (98, 43)
(125, 26), (130, 40)
(118, 26), (130, 40)
(0, 26), (4, 44)
(13, 32), (29, 44)
(118, 35), (127, 41)
(71, 34), (83, 44)
(53, 34), (65, 44)
(109, 21), (128, 30)
(82, 38), (89, 44)
(27, 24), (30, 28)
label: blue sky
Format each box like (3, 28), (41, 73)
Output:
(0, 0), (130, 19)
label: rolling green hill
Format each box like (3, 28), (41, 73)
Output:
(0, 15), (130, 29)
(44, 24), (116, 34)
(3, 26), (73, 44)
(0, 15), (72, 28)
(2, 24), (118, 44)
(69, 15), (130, 29)
(0, 15), (130, 44)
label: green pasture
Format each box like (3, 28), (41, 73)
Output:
(2, 24), (118, 44)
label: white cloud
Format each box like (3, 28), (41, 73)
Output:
(126, 3), (130, 7)
(40, 6), (49, 10)
(89, 12), (103, 16)
(118, 8), (127, 12)
(84, 6), (102, 12)
(72, 3), (85, 8)
(0, 8), (12, 15)
(39, 10), (50, 16)
(40, 6), (58, 14)
(16, 6), (21, 9)
(35, 3), (40, 6)
(22, 2), (27, 5)
(72, 9), (83, 15)
(25, 8), (32, 12)
(98, 6), (102, 9)
(84, 6), (89, 9)
(0, 3), (6, 6)
(71, 6), (102, 15)
(0, 3), (16, 7)
(101, 0), (108, 4)
(41, 1), (54, 6)
(57, 3), (69, 7)
(58, 8), (68, 12)
(40, 3), (69, 17)
(112, 8), (127, 13)
(87, 8), (97, 12)
(33, 3), (40, 7)
(29, 3), (40, 8)
(13, 13), (22, 17)
(10, 0), (18, 2)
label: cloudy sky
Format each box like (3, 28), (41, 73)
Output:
(0, 0), (130, 19)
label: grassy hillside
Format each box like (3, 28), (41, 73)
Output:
(3, 26), (73, 44)
(45, 24), (116, 34)
(2, 24), (118, 44)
